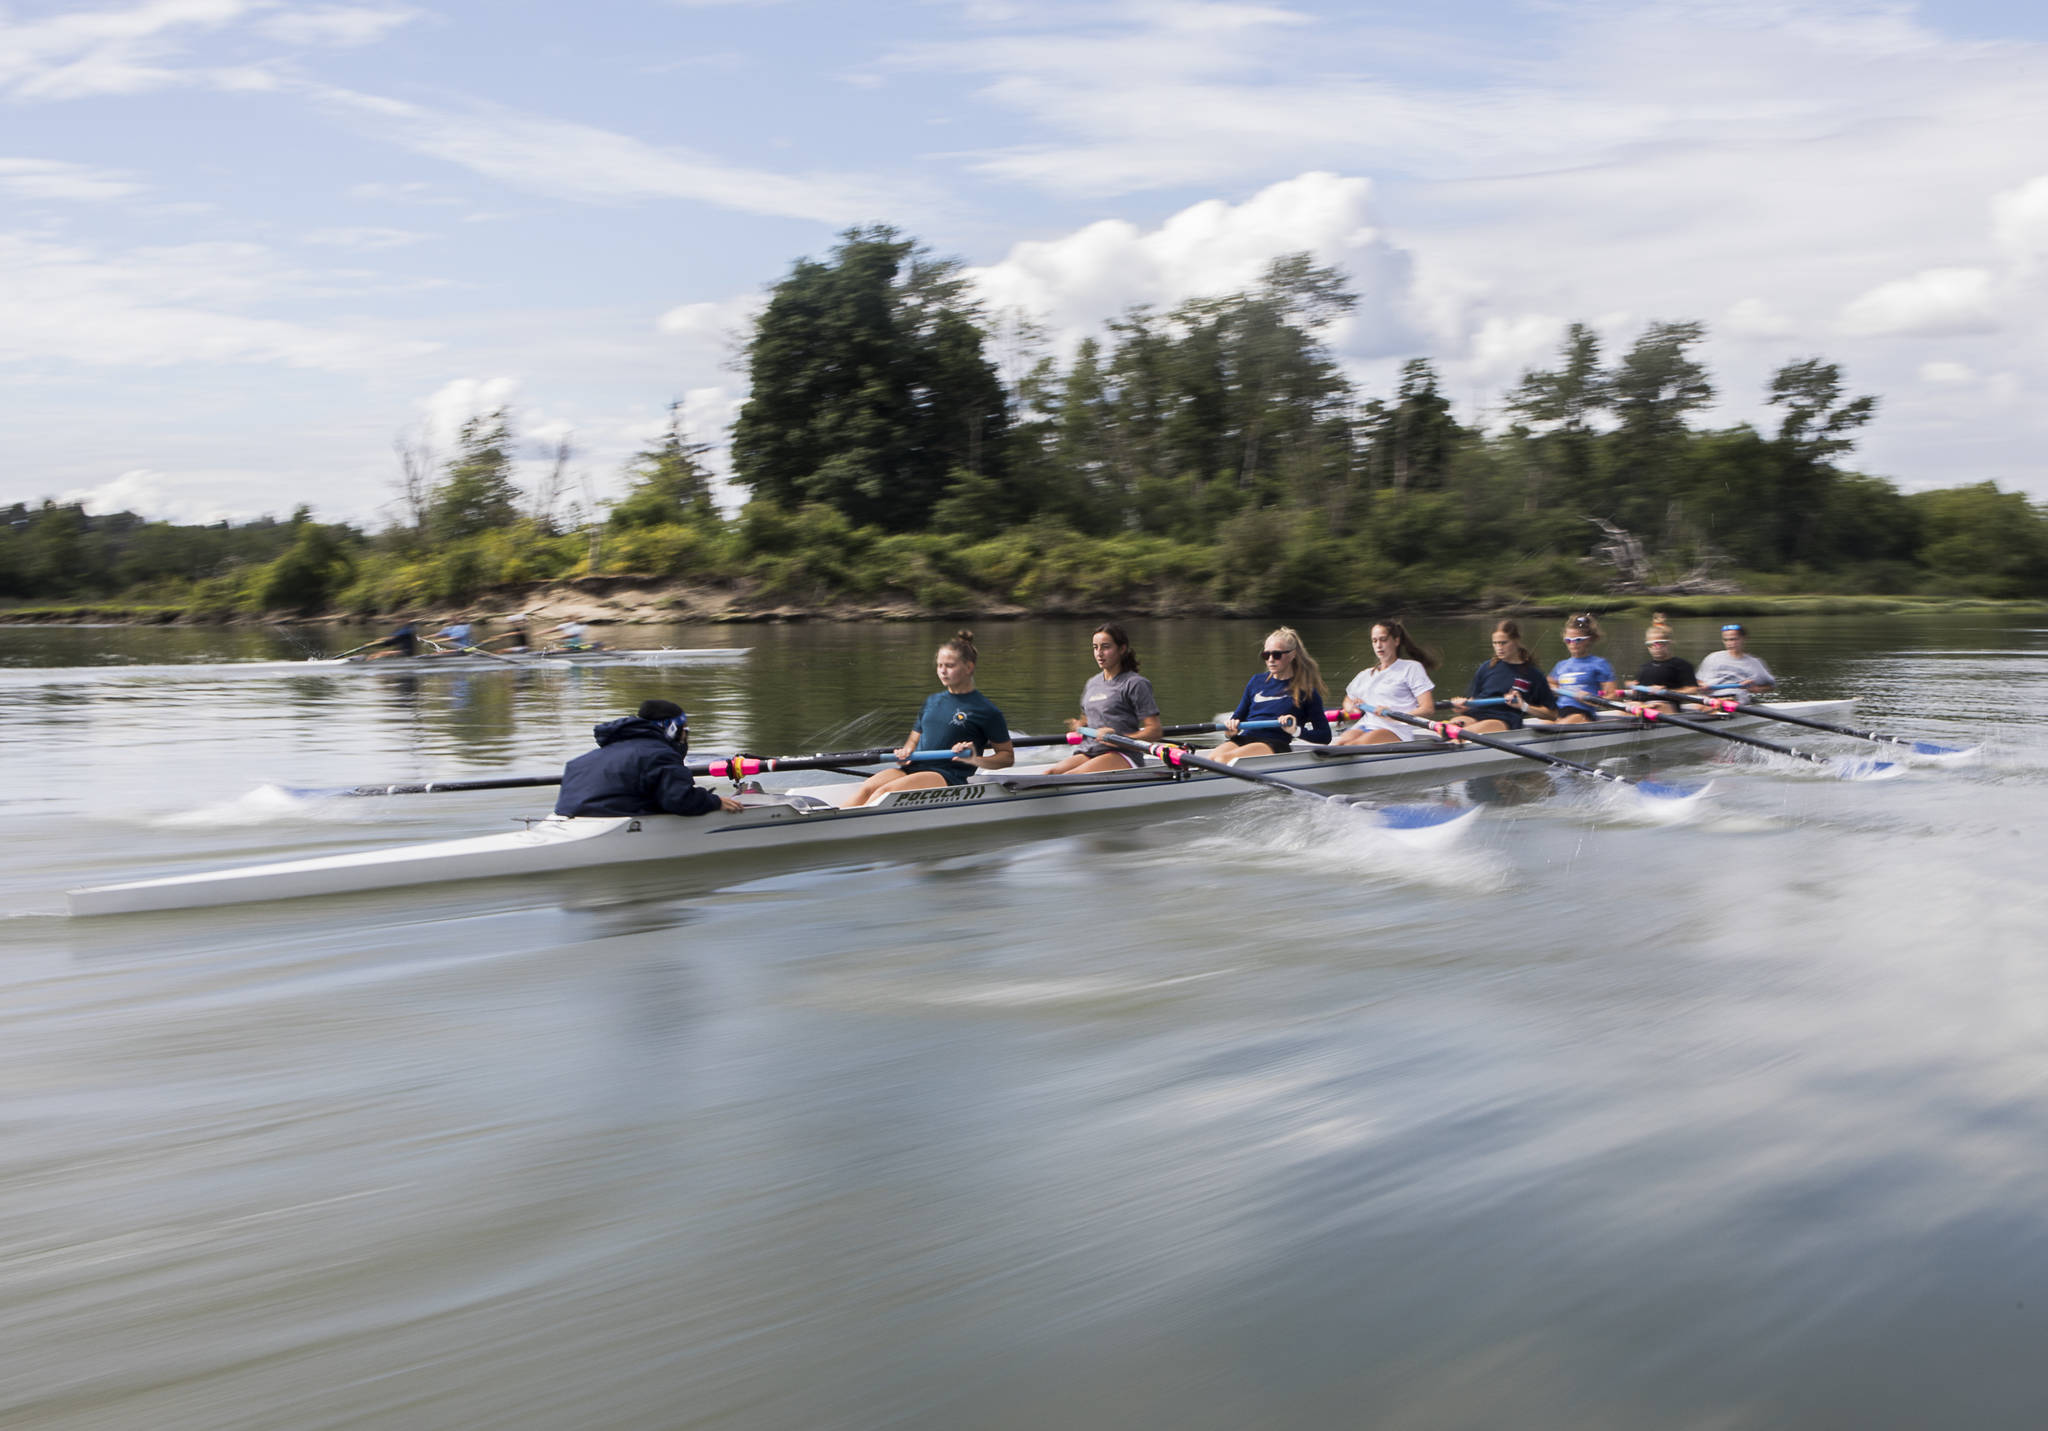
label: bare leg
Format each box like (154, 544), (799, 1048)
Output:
(1208, 740), (1276, 765)
(1333, 725), (1401, 746)
(845, 768), (951, 807)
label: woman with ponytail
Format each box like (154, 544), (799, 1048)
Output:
(1210, 626), (1333, 764)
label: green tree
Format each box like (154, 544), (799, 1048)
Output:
(1362, 360), (1461, 492)
(429, 410), (520, 541)
(1508, 323), (1608, 514)
(610, 412), (717, 529)
(732, 226), (1007, 531)
(1607, 320), (1714, 535)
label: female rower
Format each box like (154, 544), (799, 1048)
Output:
(845, 630), (1015, 807)
(1332, 620), (1437, 745)
(1548, 612), (1619, 723)
(1211, 627), (1332, 763)
(1695, 621), (1776, 703)
(1445, 619), (1556, 732)
(1045, 623), (1163, 774)
(1626, 613), (1698, 713)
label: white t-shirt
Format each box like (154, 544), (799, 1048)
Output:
(1344, 659), (1436, 739)
(1696, 650), (1775, 701)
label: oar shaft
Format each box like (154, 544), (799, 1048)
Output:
(1662, 691), (1918, 748)
(1593, 693), (1823, 762)
(1375, 709), (1632, 785)
(1096, 733), (1333, 800)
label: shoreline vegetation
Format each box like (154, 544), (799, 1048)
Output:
(7, 230), (2045, 628)
(4, 592), (2043, 630)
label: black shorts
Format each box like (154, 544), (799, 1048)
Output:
(909, 761), (973, 786)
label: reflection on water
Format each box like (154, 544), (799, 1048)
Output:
(2, 615), (2047, 1428)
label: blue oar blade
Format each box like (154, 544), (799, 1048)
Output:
(1909, 740), (1976, 758)
(1634, 779), (1709, 801)
(1834, 757), (1903, 781)
(1372, 802), (1473, 830)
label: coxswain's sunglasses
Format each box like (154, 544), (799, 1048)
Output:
(1262, 649), (1294, 660)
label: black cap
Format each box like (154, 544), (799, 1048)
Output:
(638, 699), (685, 723)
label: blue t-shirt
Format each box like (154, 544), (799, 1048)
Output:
(434, 623), (474, 646)
(1229, 673), (1332, 744)
(1548, 654), (1615, 713)
(910, 689), (1010, 778)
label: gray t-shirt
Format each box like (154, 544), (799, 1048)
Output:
(1079, 669), (1160, 754)
(1696, 650), (1775, 701)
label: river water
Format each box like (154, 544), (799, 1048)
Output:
(1, 612), (2044, 1429)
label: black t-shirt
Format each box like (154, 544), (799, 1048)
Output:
(1632, 655), (1697, 689)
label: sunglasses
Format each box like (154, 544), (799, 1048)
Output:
(1563, 635), (1591, 643)
(1262, 649), (1294, 660)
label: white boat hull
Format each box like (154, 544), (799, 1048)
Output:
(302, 647), (749, 673)
(68, 701), (1852, 915)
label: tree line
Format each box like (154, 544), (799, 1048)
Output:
(5, 225), (2046, 615)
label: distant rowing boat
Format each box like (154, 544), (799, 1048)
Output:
(67, 700), (1850, 915)
(303, 646), (750, 672)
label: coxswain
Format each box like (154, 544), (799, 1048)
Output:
(554, 699), (743, 817)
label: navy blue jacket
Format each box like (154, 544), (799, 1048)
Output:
(554, 717), (721, 817)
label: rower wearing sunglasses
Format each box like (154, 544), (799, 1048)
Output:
(1210, 627), (1333, 764)
(1548, 612), (1619, 723)
(1694, 622), (1776, 703)
(1623, 613), (1699, 713)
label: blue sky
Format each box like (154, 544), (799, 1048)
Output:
(6, 0), (2048, 526)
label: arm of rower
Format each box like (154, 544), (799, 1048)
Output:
(973, 741), (1015, 771)
(1131, 714), (1163, 741)
(897, 728), (922, 764)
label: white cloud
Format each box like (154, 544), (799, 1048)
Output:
(417, 376), (522, 452)
(964, 171), (1422, 358)
(0, 157), (144, 201)
(61, 468), (235, 523)
(0, 232), (440, 369)
(1991, 175), (2048, 275)
(302, 225), (427, 250)
(309, 85), (913, 223)
(0, 0), (261, 100)
(1919, 360), (1975, 385)
(1839, 267), (1999, 337)
(657, 292), (763, 345)
(1725, 297), (1796, 339)
(256, 5), (419, 47)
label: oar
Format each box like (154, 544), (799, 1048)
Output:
(317, 636), (386, 661)
(1664, 690), (1974, 758)
(1374, 709), (1708, 803)
(1589, 693), (1899, 780)
(1094, 732), (1474, 833)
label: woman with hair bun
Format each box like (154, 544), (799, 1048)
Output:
(845, 630), (1014, 807)
(1624, 613), (1699, 713)
(1548, 612), (1619, 724)
(1045, 622), (1163, 774)
(1445, 619), (1556, 733)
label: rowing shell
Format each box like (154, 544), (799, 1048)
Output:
(303, 646), (750, 673)
(68, 700), (1851, 915)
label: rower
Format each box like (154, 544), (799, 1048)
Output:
(1695, 622), (1776, 704)
(430, 618), (480, 652)
(1044, 622), (1163, 774)
(554, 699), (743, 817)
(1211, 626), (1333, 763)
(845, 630), (1014, 806)
(366, 620), (419, 660)
(551, 620), (600, 652)
(1444, 619), (1556, 732)
(1623, 613), (1699, 713)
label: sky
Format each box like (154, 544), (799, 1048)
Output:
(5, 0), (2048, 527)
